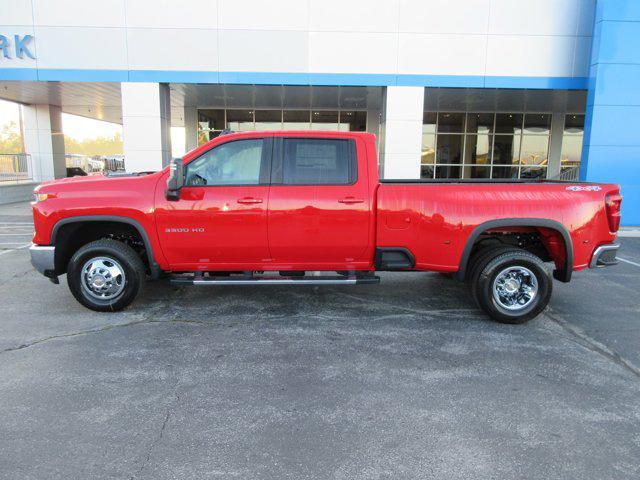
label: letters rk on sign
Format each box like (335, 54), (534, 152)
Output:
(0, 35), (36, 60)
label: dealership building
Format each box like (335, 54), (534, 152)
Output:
(0, 0), (638, 224)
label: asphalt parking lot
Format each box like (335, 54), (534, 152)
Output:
(1, 201), (639, 479)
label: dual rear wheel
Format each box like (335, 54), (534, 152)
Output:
(467, 246), (553, 324)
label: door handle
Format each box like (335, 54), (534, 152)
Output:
(338, 197), (364, 204)
(237, 197), (263, 204)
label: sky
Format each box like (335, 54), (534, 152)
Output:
(62, 112), (122, 141)
(0, 99), (20, 129)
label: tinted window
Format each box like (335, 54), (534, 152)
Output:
(282, 138), (355, 185)
(185, 139), (263, 186)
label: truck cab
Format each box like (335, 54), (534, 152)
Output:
(155, 131), (377, 272)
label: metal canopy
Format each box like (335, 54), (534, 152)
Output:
(0, 81), (383, 127)
(424, 88), (587, 113)
(0, 81), (122, 123)
(0, 82), (586, 128)
(169, 84), (382, 109)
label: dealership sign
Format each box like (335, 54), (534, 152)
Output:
(0, 34), (36, 59)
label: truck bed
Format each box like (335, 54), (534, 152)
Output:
(379, 178), (584, 184)
(375, 180), (619, 275)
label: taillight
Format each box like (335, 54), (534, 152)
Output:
(605, 192), (622, 232)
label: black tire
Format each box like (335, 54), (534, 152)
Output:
(466, 245), (514, 283)
(470, 248), (552, 324)
(67, 239), (146, 312)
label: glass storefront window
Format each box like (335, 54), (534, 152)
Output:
(436, 134), (464, 165)
(520, 135), (550, 167)
(423, 112), (436, 134)
(339, 111), (366, 131)
(560, 114), (584, 172)
(311, 110), (339, 130)
(227, 110), (254, 131)
(436, 165), (462, 179)
(495, 113), (523, 134)
(524, 113), (551, 135)
(464, 134), (491, 165)
(198, 109), (225, 145)
(560, 136), (583, 171)
(564, 114), (585, 132)
(283, 110), (310, 129)
(421, 132), (435, 179)
(493, 134), (520, 166)
(421, 113), (437, 178)
(520, 167), (546, 179)
(466, 165), (491, 179)
(255, 110), (282, 131)
(197, 109), (368, 140)
(422, 132), (436, 161)
(421, 111), (558, 180)
(467, 113), (493, 134)
(197, 107), (566, 181)
(421, 165), (435, 178)
(492, 166), (519, 179)
(437, 112), (465, 133)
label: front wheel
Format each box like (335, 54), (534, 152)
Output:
(470, 248), (552, 324)
(67, 239), (146, 312)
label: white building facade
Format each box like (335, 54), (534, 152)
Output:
(1, 0), (637, 224)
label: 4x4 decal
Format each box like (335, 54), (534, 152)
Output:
(566, 185), (602, 192)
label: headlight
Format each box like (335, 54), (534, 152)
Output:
(33, 193), (54, 202)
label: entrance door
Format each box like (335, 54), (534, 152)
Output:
(267, 135), (371, 269)
(155, 136), (272, 269)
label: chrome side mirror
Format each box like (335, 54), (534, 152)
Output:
(166, 158), (184, 201)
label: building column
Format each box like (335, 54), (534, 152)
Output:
(184, 106), (198, 153)
(547, 111), (565, 179)
(581, 0), (640, 225)
(380, 86), (424, 179)
(365, 88), (382, 162)
(121, 82), (172, 171)
(21, 104), (66, 182)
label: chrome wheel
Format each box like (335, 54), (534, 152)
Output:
(492, 266), (538, 311)
(80, 256), (126, 301)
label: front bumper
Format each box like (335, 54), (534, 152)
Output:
(29, 244), (57, 281)
(589, 243), (619, 268)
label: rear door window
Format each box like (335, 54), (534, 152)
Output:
(280, 138), (356, 185)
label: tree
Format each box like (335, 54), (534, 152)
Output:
(0, 121), (23, 154)
(0, 120), (124, 156)
(64, 132), (123, 156)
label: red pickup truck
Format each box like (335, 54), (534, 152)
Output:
(30, 131), (622, 323)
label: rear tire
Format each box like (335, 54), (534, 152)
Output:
(466, 245), (514, 283)
(470, 248), (552, 324)
(67, 239), (145, 312)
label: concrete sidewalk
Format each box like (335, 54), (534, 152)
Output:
(618, 227), (640, 238)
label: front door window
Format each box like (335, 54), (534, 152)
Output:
(185, 139), (264, 186)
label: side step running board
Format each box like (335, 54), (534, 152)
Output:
(170, 275), (380, 286)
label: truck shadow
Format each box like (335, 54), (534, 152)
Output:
(138, 272), (489, 326)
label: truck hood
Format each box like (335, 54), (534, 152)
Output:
(35, 171), (163, 194)
(42, 171), (154, 184)
(37, 171), (157, 187)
